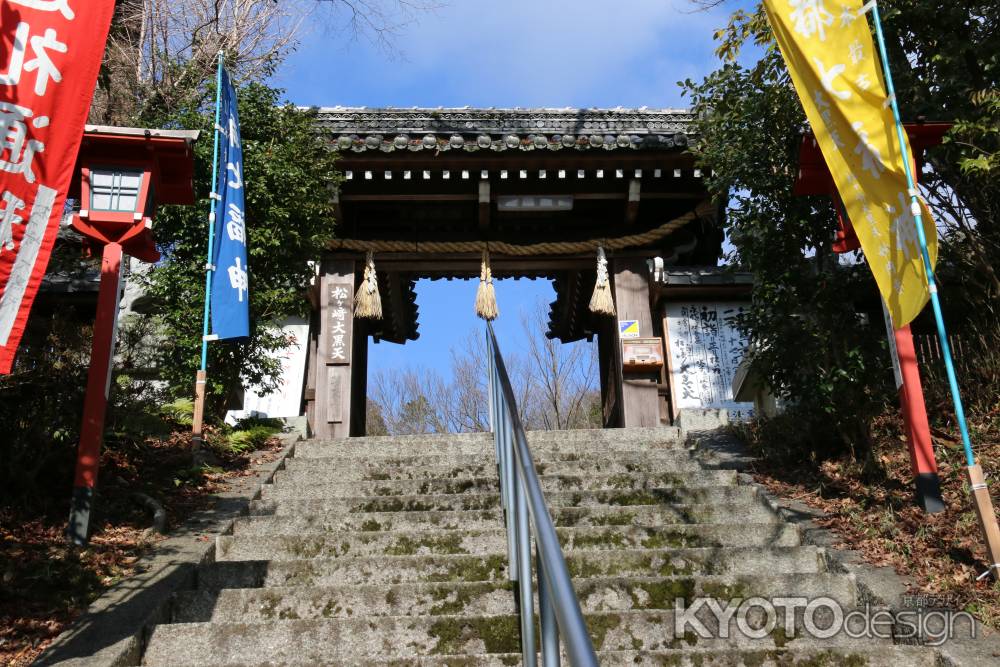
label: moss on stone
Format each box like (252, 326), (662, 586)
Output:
(700, 580), (749, 601)
(256, 591), (280, 619)
(428, 615), (520, 654)
(357, 498), (436, 513)
(607, 473), (637, 489)
(603, 490), (660, 506)
(584, 613), (621, 650)
(426, 583), (496, 616)
(360, 518), (383, 532)
(567, 556), (608, 579)
(567, 530), (628, 550)
(640, 529), (696, 550)
(281, 536), (325, 559)
(320, 598), (342, 617)
(590, 512), (635, 527)
(384, 533), (468, 556)
(424, 555), (507, 583)
(632, 579), (698, 608)
(279, 562), (318, 586)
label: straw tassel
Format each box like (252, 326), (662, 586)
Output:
(589, 246), (616, 316)
(475, 248), (499, 321)
(354, 250), (382, 319)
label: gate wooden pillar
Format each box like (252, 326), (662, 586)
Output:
(597, 315), (621, 427)
(310, 258), (368, 439)
(608, 257), (661, 428)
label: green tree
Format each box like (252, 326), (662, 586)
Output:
(144, 82), (338, 416)
(682, 52), (891, 464)
(877, 1), (1000, 325)
(684, 1), (1000, 460)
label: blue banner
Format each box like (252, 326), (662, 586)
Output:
(210, 67), (249, 340)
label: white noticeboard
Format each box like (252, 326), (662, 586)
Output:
(664, 302), (753, 419)
(232, 317), (310, 421)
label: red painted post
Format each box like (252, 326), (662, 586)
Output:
(67, 242), (125, 545)
(894, 324), (945, 513)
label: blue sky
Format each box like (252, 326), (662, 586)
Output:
(273, 0), (738, 374)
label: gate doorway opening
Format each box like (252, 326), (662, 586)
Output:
(364, 277), (602, 436)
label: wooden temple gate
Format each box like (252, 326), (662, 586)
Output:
(303, 108), (725, 439)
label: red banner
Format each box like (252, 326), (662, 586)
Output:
(0, 0), (115, 373)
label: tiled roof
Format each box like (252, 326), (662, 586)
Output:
(313, 107), (694, 153)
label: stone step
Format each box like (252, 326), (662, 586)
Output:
(142, 612), (917, 665)
(580, 647), (938, 667)
(197, 546), (824, 589)
(281, 448), (699, 472)
(294, 430), (682, 459)
(231, 503), (779, 536)
(249, 486), (763, 516)
(300, 426), (679, 448)
(279, 455), (704, 481)
(215, 523), (800, 561)
(367, 646), (939, 667)
(171, 573), (855, 623)
(192, 646), (939, 666)
(260, 470), (738, 499)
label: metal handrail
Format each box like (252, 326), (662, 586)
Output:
(486, 322), (599, 667)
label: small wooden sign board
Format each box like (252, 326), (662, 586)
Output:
(622, 336), (664, 372)
(327, 281), (353, 366)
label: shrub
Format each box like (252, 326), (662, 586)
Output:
(219, 417), (283, 455)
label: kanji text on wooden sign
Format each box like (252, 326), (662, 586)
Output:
(327, 282), (353, 365)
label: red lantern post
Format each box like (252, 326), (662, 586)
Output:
(66, 126), (198, 545)
(794, 122), (951, 513)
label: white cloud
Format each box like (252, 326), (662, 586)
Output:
(282, 0), (731, 108)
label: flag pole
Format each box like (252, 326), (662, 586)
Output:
(192, 51), (225, 459)
(869, 2), (1000, 579)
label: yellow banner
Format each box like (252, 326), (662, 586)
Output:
(763, 0), (936, 326)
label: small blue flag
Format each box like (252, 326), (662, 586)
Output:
(210, 67), (249, 340)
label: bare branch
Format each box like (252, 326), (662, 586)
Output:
(93, 0), (438, 124)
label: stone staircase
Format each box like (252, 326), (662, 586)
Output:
(142, 428), (939, 665)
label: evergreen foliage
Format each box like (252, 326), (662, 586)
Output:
(143, 82), (338, 416)
(683, 1), (1000, 462)
(682, 53), (891, 464)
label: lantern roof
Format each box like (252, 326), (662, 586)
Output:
(75, 125), (200, 206)
(793, 121), (951, 196)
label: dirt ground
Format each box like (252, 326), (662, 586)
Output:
(0, 432), (284, 666)
(745, 412), (1000, 631)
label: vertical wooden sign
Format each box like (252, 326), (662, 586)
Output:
(327, 282), (352, 365)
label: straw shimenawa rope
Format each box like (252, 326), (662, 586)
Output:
(354, 250), (382, 319)
(329, 201), (714, 255)
(588, 246), (615, 316)
(475, 248), (498, 320)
